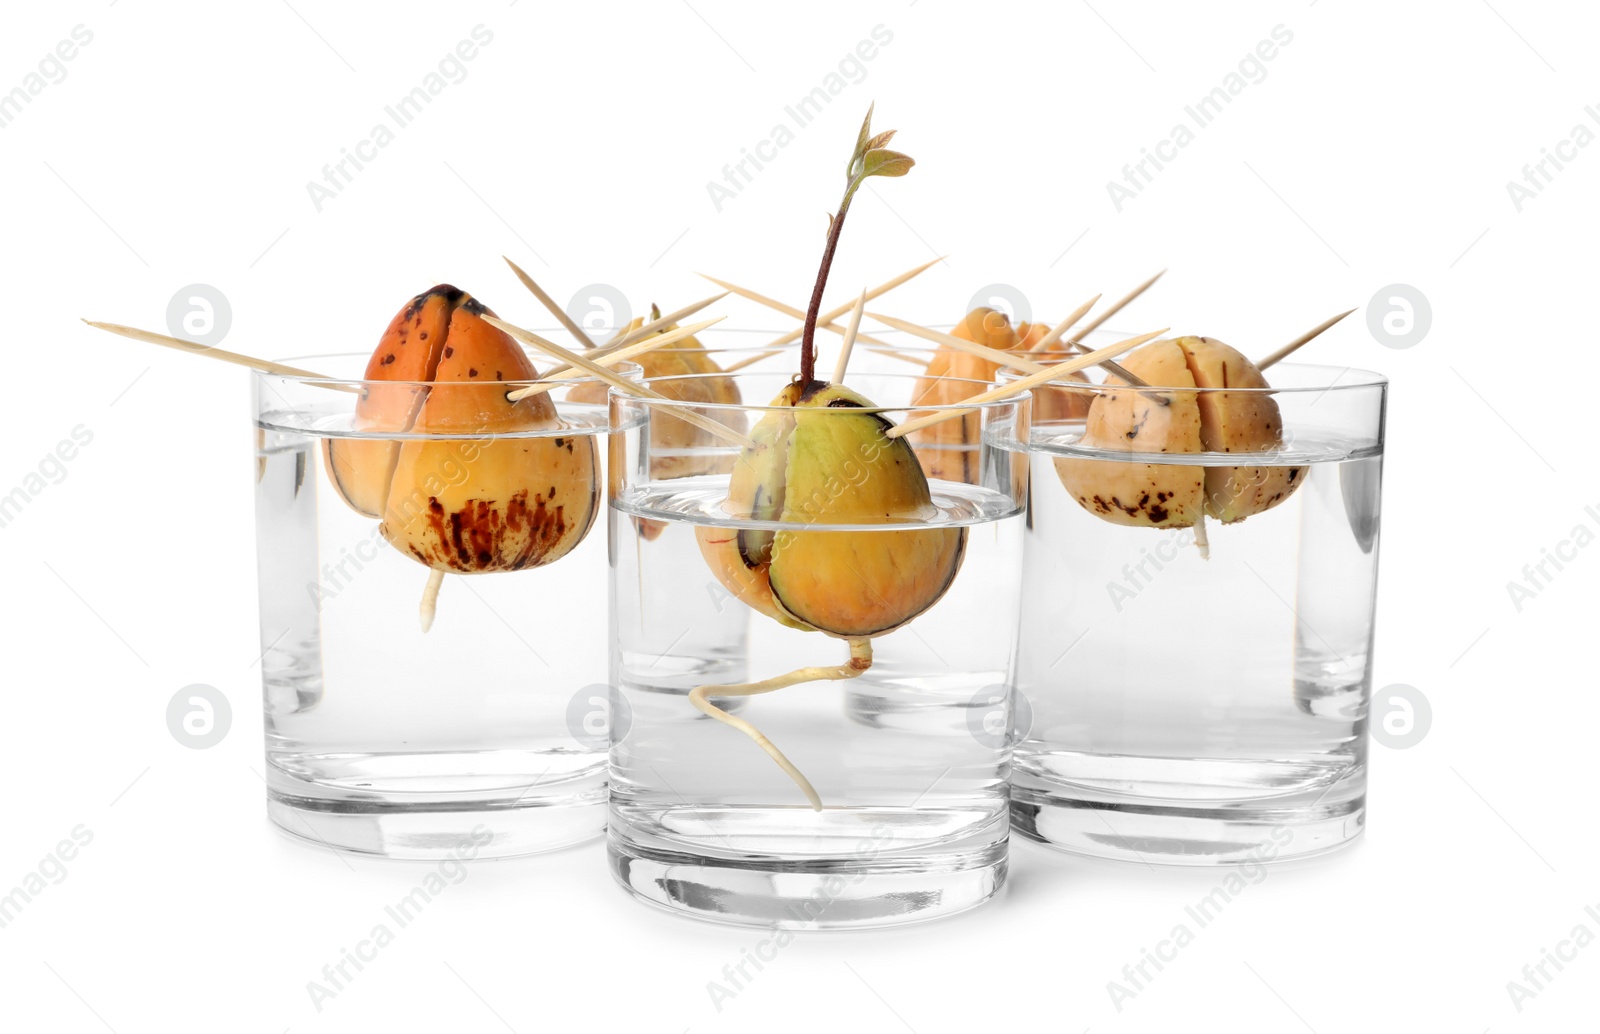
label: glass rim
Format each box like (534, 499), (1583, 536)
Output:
(996, 360), (1387, 393)
(252, 404), (612, 440)
(618, 369), (1022, 415)
(504, 323), (999, 340)
(257, 353), (640, 391)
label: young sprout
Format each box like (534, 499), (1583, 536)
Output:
(693, 105), (963, 811)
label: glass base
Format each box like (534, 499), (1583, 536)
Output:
(607, 806), (1008, 929)
(265, 749), (606, 859)
(1010, 751), (1365, 865)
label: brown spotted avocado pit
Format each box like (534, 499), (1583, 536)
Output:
(324, 285), (599, 575)
(1053, 335), (1302, 529)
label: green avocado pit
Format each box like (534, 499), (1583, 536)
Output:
(725, 381), (964, 639)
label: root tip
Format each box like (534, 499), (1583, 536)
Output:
(419, 569), (446, 633)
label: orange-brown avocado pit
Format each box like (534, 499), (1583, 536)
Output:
(568, 309), (744, 541)
(1053, 335), (1301, 528)
(909, 308), (1089, 483)
(324, 285), (598, 573)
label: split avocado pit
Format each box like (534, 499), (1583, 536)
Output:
(1054, 335), (1303, 538)
(696, 380), (965, 640)
(324, 285), (600, 628)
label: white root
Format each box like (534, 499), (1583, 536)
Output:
(419, 568), (446, 632)
(688, 638), (873, 811)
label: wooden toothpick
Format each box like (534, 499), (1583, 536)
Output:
(697, 273), (899, 349)
(1256, 308), (1357, 370)
(1067, 269), (1165, 345)
(503, 255), (598, 350)
(708, 257), (942, 373)
(83, 320), (358, 391)
(855, 347), (933, 368)
(715, 350), (778, 374)
(832, 289), (868, 384)
(483, 315), (755, 448)
(1025, 294), (1102, 352)
(516, 317), (726, 393)
(871, 310), (1151, 387)
(600, 292), (730, 354)
(755, 255), (943, 351)
(886, 328), (1169, 439)
(869, 313), (1048, 374)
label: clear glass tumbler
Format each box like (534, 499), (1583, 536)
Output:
(253, 356), (626, 858)
(1005, 357), (1386, 863)
(607, 369), (1028, 927)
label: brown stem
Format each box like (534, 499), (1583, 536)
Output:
(801, 202), (852, 393)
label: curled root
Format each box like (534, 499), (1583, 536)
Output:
(689, 638), (873, 811)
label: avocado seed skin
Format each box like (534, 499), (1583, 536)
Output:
(909, 309), (1089, 483)
(325, 285), (599, 575)
(1174, 336), (1302, 523)
(1019, 320), (1093, 425)
(695, 385), (807, 630)
(697, 383), (965, 639)
(1054, 336), (1302, 530)
(323, 290), (454, 517)
(1055, 338), (1207, 528)
(570, 316), (742, 541)
(908, 307), (1013, 484)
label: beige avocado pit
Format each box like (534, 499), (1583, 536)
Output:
(1055, 335), (1303, 533)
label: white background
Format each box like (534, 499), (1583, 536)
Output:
(1, 1), (1596, 1031)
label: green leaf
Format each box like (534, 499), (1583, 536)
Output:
(865, 129), (897, 151)
(852, 103), (876, 166)
(860, 148), (914, 179)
